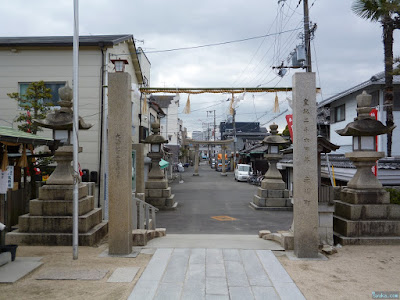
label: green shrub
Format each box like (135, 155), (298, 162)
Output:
(385, 188), (400, 205)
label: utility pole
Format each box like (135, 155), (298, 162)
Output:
(303, 0), (312, 72)
(233, 107), (237, 170)
(208, 110), (216, 157)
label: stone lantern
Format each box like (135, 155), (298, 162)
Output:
(252, 123), (291, 209)
(143, 122), (176, 210)
(6, 83), (108, 246)
(336, 91), (394, 190)
(333, 90), (398, 245)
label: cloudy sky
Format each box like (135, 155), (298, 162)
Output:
(1, 0), (399, 135)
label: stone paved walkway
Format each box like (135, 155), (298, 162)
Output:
(128, 248), (305, 300)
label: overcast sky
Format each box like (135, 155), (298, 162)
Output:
(1, 0), (399, 135)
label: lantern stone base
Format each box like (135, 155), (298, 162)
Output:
(145, 180), (177, 210)
(251, 182), (293, 210)
(6, 183), (107, 246)
(333, 188), (400, 245)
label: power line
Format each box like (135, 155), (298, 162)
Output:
(143, 27), (302, 54)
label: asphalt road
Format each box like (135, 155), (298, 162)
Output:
(156, 162), (293, 234)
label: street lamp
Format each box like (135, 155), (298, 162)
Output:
(111, 59), (129, 72)
(336, 91), (395, 189)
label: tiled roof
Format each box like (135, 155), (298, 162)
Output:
(0, 126), (54, 146)
(0, 35), (133, 47)
(318, 71), (400, 107)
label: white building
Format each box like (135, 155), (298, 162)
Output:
(318, 72), (400, 157)
(0, 35), (150, 208)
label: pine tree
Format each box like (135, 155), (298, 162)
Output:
(7, 81), (53, 134)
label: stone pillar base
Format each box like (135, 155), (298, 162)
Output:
(193, 173), (199, 176)
(252, 187), (291, 210)
(221, 173), (227, 176)
(333, 188), (400, 245)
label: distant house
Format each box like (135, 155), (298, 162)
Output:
(0, 34), (152, 208)
(318, 72), (400, 157)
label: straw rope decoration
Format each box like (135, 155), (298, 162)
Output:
(183, 94), (191, 114)
(18, 144), (28, 168)
(273, 92), (280, 113)
(1, 146), (8, 171)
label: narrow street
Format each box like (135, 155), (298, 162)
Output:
(157, 163), (292, 234)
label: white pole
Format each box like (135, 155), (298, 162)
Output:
(72, 0), (79, 260)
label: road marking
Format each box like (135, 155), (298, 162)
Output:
(211, 216), (237, 221)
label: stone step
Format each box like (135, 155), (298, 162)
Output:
(29, 196), (95, 216)
(334, 215), (400, 237)
(335, 201), (400, 221)
(18, 208), (103, 233)
(0, 252), (11, 267)
(39, 183), (88, 201)
(334, 231), (400, 245)
(6, 221), (108, 246)
(253, 195), (292, 207)
(340, 188), (390, 205)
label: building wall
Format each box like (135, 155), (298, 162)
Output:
(0, 47), (103, 172)
(328, 90), (400, 157)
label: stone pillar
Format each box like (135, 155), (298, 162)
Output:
(221, 146), (227, 176)
(193, 144), (200, 176)
(292, 72), (319, 258)
(108, 72), (133, 255)
(132, 143), (145, 201)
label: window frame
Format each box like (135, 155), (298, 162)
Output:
(18, 81), (66, 109)
(333, 104), (345, 123)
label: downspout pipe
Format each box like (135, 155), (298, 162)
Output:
(98, 44), (105, 208)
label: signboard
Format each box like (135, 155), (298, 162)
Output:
(0, 170), (7, 194)
(7, 166), (14, 189)
(369, 108), (378, 177)
(132, 150), (136, 192)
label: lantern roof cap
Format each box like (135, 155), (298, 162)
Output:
(143, 122), (168, 144)
(33, 82), (92, 130)
(262, 123), (289, 145)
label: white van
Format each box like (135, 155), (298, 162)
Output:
(234, 164), (252, 182)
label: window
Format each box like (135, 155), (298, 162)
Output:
(333, 104), (345, 122)
(19, 82), (65, 106)
(150, 113), (156, 124)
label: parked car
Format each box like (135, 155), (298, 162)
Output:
(234, 164), (252, 181)
(216, 160), (230, 172)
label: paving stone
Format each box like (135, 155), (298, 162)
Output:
(128, 279), (158, 300)
(162, 248), (190, 283)
(256, 250), (293, 284)
(140, 248), (157, 255)
(222, 249), (241, 261)
(229, 286), (254, 300)
(190, 248), (206, 264)
(107, 267), (140, 283)
(224, 261), (249, 287)
(153, 282), (183, 300)
(206, 295), (229, 300)
(206, 249), (223, 264)
(206, 277), (228, 295)
(186, 263), (205, 283)
(240, 250), (272, 287)
(182, 279), (206, 300)
(252, 286), (280, 300)
(36, 268), (108, 280)
(139, 248), (173, 282)
(0, 259), (43, 283)
(274, 282), (306, 300)
(206, 264), (225, 278)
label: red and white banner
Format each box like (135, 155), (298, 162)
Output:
(369, 108), (378, 177)
(285, 114), (293, 141)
